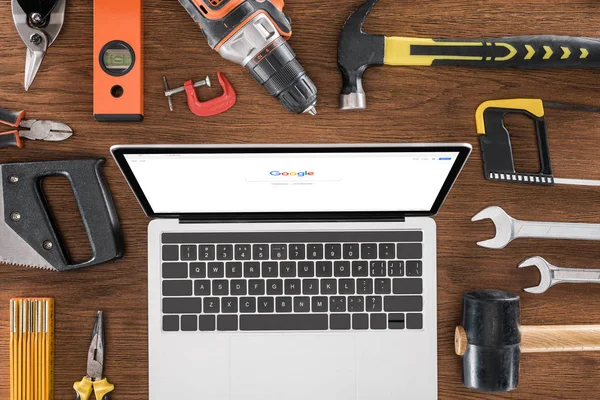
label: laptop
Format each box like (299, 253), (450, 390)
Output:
(111, 143), (471, 400)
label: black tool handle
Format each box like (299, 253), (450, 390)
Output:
(2, 159), (124, 271)
(0, 131), (22, 148)
(0, 106), (25, 127)
(395, 36), (600, 68)
(16, 0), (60, 22)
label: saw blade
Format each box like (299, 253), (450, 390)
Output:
(0, 173), (55, 271)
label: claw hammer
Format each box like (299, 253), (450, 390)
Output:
(338, 0), (600, 110)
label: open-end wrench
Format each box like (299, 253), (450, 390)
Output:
(519, 257), (600, 294)
(472, 206), (600, 249)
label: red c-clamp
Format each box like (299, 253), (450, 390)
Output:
(184, 72), (237, 117)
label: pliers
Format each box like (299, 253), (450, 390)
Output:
(12, 0), (66, 90)
(74, 312), (115, 400)
(0, 106), (72, 149)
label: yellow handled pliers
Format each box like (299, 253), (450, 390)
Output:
(74, 311), (114, 400)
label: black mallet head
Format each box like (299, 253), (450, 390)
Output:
(455, 290), (521, 392)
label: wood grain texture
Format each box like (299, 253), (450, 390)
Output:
(0, 0), (599, 398)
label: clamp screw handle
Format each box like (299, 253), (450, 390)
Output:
(162, 76), (211, 111)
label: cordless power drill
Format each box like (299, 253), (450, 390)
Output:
(178, 0), (318, 115)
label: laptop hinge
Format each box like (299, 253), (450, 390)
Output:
(178, 217), (407, 224)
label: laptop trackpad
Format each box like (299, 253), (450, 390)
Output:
(230, 334), (356, 400)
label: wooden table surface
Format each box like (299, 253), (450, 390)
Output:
(1, 0), (600, 398)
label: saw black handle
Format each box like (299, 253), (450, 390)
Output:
(2, 159), (124, 271)
(387, 35), (600, 68)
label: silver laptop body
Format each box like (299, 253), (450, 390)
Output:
(111, 144), (472, 400)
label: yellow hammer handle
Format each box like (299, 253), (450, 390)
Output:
(384, 36), (599, 68)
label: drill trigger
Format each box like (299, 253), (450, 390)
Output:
(184, 72), (237, 117)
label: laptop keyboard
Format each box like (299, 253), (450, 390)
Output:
(160, 231), (424, 332)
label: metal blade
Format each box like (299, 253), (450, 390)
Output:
(86, 311), (105, 380)
(544, 102), (600, 114)
(43, 0), (66, 47)
(19, 120), (73, 141)
(0, 175), (55, 270)
(24, 48), (46, 91)
(554, 178), (600, 187)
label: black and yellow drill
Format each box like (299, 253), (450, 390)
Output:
(179, 0), (318, 115)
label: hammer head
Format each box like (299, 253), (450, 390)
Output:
(338, 0), (385, 110)
(459, 290), (521, 392)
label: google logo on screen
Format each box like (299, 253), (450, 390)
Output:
(270, 171), (315, 177)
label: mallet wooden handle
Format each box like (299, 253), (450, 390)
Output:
(521, 325), (600, 353)
(456, 325), (600, 356)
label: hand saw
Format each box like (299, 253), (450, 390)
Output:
(0, 159), (124, 271)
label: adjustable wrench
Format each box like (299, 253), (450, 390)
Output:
(472, 206), (600, 249)
(519, 257), (600, 294)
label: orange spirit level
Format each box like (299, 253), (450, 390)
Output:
(93, 0), (143, 122)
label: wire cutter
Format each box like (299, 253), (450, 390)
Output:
(11, 0), (66, 90)
(73, 312), (115, 400)
(0, 106), (72, 149)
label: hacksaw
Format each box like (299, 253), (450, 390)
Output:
(476, 99), (600, 187)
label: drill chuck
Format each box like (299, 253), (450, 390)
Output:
(179, 0), (318, 115)
(246, 38), (318, 115)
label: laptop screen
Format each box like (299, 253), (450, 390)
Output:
(112, 145), (471, 219)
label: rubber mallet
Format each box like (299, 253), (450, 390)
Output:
(455, 289), (600, 392)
